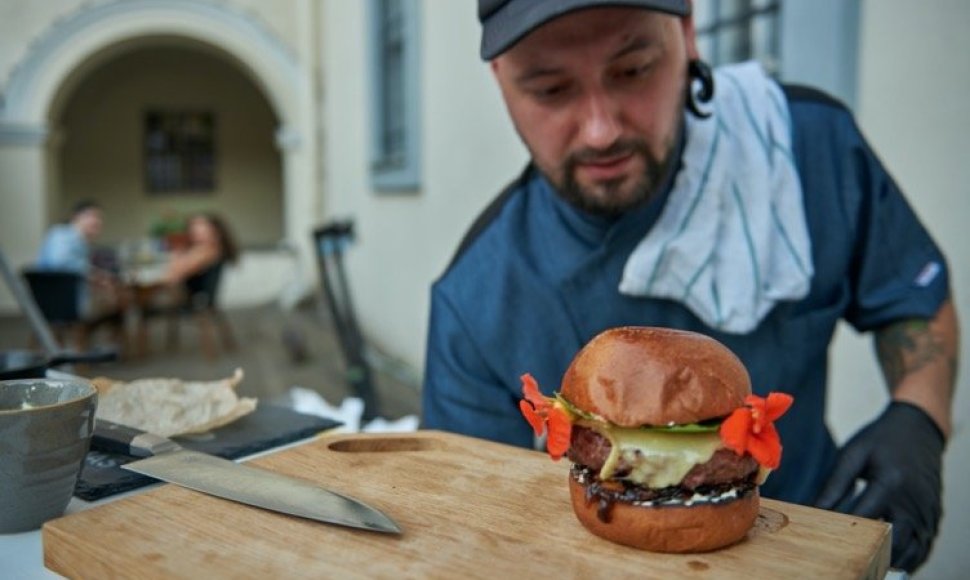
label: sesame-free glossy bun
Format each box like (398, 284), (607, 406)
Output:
(561, 327), (751, 427)
(568, 475), (759, 553)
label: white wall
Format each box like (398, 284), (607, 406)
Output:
(0, 0), (84, 85)
(321, 0), (524, 366)
(0, 1), (301, 89)
(828, 1), (970, 577)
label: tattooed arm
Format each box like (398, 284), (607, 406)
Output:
(816, 298), (958, 571)
(875, 298), (959, 437)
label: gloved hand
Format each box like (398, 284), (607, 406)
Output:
(815, 401), (945, 572)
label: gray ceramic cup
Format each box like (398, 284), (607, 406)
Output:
(0, 378), (97, 534)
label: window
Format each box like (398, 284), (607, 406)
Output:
(144, 110), (216, 193)
(694, 1), (860, 108)
(369, 0), (421, 191)
(694, 0), (782, 74)
(776, 0), (860, 109)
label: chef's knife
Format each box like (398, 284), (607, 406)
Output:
(92, 419), (402, 535)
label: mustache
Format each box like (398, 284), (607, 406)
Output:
(566, 139), (649, 166)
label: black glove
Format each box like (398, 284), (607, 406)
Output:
(815, 401), (945, 572)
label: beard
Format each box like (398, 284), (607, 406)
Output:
(544, 127), (681, 219)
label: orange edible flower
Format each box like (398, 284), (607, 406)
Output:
(519, 400), (546, 436)
(719, 392), (793, 469)
(518, 373), (573, 461)
(546, 407), (572, 459)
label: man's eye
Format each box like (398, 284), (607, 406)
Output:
(620, 64), (651, 79)
(534, 84), (568, 99)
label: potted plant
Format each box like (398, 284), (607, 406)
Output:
(149, 212), (189, 251)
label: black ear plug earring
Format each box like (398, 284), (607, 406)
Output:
(687, 59), (714, 118)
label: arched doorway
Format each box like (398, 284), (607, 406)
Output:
(0, 0), (317, 310)
(51, 40), (284, 248)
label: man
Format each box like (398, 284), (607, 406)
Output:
(422, 0), (958, 572)
(37, 200), (104, 276)
(36, 200), (126, 334)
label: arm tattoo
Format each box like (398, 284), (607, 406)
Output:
(874, 319), (948, 390)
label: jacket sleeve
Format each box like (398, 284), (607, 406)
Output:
(422, 285), (534, 448)
(839, 113), (950, 331)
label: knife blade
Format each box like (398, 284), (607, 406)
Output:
(92, 420), (402, 535)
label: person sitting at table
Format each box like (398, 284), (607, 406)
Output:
(135, 213), (239, 356)
(34, 200), (127, 346)
(162, 212), (240, 290)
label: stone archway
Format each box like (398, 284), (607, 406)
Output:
(0, 0), (303, 126)
(0, 0), (317, 310)
(56, 41), (287, 245)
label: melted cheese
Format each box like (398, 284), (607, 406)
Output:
(597, 426), (724, 488)
(756, 466), (772, 485)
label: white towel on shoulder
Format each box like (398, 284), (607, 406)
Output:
(619, 62), (813, 334)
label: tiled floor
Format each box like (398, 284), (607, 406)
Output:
(0, 300), (421, 421)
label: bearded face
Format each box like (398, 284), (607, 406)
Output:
(491, 7), (696, 216)
(553, 128), (681, 218)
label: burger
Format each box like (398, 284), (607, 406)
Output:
(519, 326), (793, 553)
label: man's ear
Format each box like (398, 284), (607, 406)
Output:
(490, 58), (501, 79)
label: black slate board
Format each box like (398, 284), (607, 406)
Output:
(75, 405), (340, 501)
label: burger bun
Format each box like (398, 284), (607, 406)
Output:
(561, 326), (751, 427)
(568, 475), (759, 553)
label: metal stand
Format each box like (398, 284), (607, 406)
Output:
(312, 221), (378, 420)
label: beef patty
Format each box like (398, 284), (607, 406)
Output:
(566, 425), (758, 489)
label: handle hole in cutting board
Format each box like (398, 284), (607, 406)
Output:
(327, 437), (438, 453)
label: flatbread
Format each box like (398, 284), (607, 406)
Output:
(93, 368), (257, 437)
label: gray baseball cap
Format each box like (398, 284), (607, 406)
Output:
(479, 0), (690, 60)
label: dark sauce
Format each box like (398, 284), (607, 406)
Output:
(583, 481), (616, 523)
(571, 465), (756, 524)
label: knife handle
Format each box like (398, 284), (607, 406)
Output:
(93, 420), (181, 457)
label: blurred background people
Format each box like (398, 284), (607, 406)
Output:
(36, 200), (127, 324)
(37, 200), (103, 276)
(163, 212), (239, 288)
(140, 212), (240, 316)
(133, 212), (239, 357)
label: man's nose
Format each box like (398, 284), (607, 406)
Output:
(579, 91), (623, 150)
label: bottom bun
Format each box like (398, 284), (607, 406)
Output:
(568, 475), (759, 553)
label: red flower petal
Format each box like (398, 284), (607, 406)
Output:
(746, 423), (783, 469)
(719, 407), (752, 456)
(764, 392), (794, 422)
(720, 392), (792, 469)
(521, 373), (550, 412)
(519, 400), (545, 437)
(746, 396), (767, 431)
(546, 407), (572, 461)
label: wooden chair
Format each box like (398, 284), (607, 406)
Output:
(136, 262), (236, 359)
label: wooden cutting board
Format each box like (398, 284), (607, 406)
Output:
(43, 431), (889, 579)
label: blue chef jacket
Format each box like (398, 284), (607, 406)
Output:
(422, 85), (949, 505)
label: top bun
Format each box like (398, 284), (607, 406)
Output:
(560, 327), (750, 427)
